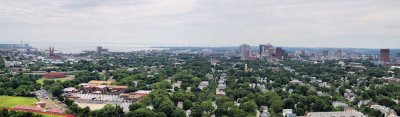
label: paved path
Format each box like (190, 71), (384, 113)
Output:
(256, 110), (260, 117)
(35, 89), (67, 110)
(38, 97), (66, 110)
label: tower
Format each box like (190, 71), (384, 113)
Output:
(244, 64), (248, 72)
(275, 47), (284, 60)
(259, 44), (273, 59)
(335, 49), (342, 57)
(380, 49), (390, 62)
(321, 50), (329, 57)
(47, 46), (56, 58)
(259, 45), (266, 56)
(240, 44), (251, 58)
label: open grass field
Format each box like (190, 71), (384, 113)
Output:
(0, 96), (69, 117)
(36, 78), (46, 85)
(0, 96), (38, 108)
(36, 75), (75, 85)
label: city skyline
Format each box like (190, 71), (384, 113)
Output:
(1, 0), (400, 48)
(2, 1), (400, 116)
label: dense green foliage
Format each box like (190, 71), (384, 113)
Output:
(0, 74), (41, 96)
(2, 51), (400, 117)
(0, 55), (5, 69)
(0, 108), (42, 117)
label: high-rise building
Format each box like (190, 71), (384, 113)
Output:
(259, 44), (273, 59)
(321, 50), (329, 56)
(334, 49), (342, 57)
(240, 44), (251, 58)
(275, 47), (284, 59)
(259, 45), (267, 56)
(301, 50), (306, 56)
(380, 49), (390, 62)
(97, 46), (103, 53)
(97, 46), (109, 54)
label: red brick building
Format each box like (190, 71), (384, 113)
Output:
(42, 72), (66, 79)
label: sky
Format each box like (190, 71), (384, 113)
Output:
(1, 0), (400, 49)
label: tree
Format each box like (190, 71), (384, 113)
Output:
(157, 98), (175, 117)
(152, 81), (171, 90)
(0, 108), (42, 117)
(79, 107), (91, 117)
(64, 98), (74, 106)
(216, 96), (231, 107)
(67, 104), (82, 115)
(50, 84), (64, 97)
(265, 91), (283, 113)
(311, 99), (332, 112)
(172, 109), (186, 117)
(155, 112), (167, 117)
(126, 108), (155, 117)
(376, 96), (396, 107)
(394, 105), (400, 116)
(183, 100), (193, 110)
(191, 103), (204, 117)
(283, 98), (295, 109)
(90, 104), (124, 117)
(230, 107), (246, 117)
(215, 101), (246, 117)
(139, 96), (152, 106)
(129, 103), (145, 111)
(295, 108), (305, 116)
(115, 105), (124, 117)
(172, 92), (195, 102)
(201, 100), (215, 114)
(240, 100), (258, 113)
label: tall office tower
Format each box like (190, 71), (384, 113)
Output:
(321, 50), (329, 56)
(334, 49), (342, 57)
(265, 43), (273, 55)
(259, 43), (274, 58)
(301, 50), (306, 56)
(240, 44), (251, 58)
(380, 49), (390, 62)
(259, 45), (267, 56)
(397, 53), (400, 63)
(97, 46), (103, 53)
(275, 47), (284, 59)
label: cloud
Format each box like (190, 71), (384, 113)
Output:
(0, 0), (400, 48)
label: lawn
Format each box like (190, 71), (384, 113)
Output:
(0, 96), (38, 108)
(36, 78), (46, 85)
(0, 96), (65, 117)
(36, 75), (74, 85)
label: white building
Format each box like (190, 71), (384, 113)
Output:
(370, 105), (398, 117)
(198, 81), (209, 90)
(282, 109), (294, 117)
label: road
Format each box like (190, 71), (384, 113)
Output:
(35, 89), (67, 110)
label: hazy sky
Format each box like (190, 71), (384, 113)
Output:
(1, 0), (400, 48)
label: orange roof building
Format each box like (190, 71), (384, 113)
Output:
(79, 80), (128, 94)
